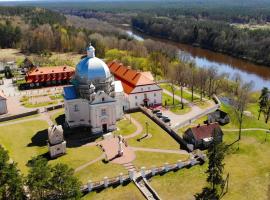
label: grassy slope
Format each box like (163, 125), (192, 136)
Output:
(0, 120), (48, 174)
(75, 161), (126, 183)
(82, 183), (145, 200)
(153, 101), (270, 199)
(128, 112), (180, 150)
(133, 151), (189, 169)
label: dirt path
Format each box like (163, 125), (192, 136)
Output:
(123, 114), (143, 139)
(74, 154), (105, 173)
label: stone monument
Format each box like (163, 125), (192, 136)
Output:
(48, 125), (66, 158)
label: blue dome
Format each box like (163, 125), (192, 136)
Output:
(76, 57), (111, 84)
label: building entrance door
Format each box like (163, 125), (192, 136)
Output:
(102, 124), (107, 133)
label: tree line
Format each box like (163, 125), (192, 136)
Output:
(0, 146), (82, 200)
(132, 15), (270, 66)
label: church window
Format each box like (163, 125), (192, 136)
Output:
(141, 88), (143, 91)
(102, 97), (105, 102)
(74, 105), (79, 112)
(148, 87), (150, 90)
(154, 99), (156, 103)
(101, 109), (106, 116)
(144, 94), (147, 98)
(135, 102), (138, 106)
(135, 96), (137, 99)
(154, 93), (156, 97)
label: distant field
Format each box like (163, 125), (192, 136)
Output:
(232, 23), (270, 30)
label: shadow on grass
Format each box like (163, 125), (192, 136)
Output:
(27, 129), (48, 147)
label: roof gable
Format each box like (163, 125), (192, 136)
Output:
(188, 123), (222, 140)
(107, 61), (155, 94)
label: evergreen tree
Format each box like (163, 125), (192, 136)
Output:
(195, 129), (227, 200)
(258, 87), (269, 120)
(0, 146), (25, 200)
(50, 164), (82, 200)
(26, 156), (51, 200)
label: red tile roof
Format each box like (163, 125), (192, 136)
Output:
(27, 66), (74, 76)
(190, 123), (222, 140)
(107, 61), (155, 94)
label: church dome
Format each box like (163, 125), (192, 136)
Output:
(75, 44), (111, 84)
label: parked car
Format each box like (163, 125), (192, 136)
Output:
(162, 117), (171, 123)
(152, 109), (160, 114)
(156, 112), (162, 118)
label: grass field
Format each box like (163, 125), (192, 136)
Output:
(75, 160), (126, 183)
(133, 151), (189, 169)
(160, 83), (211, 109)
(113, 118), (137, 136)
(127, 112), (180, 150)
(82, 183), (145, 200)
(0, 120), (48, 174)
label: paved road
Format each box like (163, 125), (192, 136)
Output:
(162, 88), (218, 129)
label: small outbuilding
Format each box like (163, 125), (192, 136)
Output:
(48, 125), (66, 158)
(183, 123), (223, 150)
(207, 109), (230, 125)
(0, 91), (7, 115)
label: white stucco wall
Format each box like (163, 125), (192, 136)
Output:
(128, 84), (162, 109)
(0, 99), (7, 115)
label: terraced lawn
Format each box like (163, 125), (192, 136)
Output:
(133, 151), (189, 169)
(75, 160), (126, 183)
(82, 183), (144, 200)
(127, 112), (180, 150)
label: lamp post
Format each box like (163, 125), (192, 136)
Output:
(146, 122), (149, 136)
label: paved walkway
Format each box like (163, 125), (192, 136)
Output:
(123, 114), (143, 139)
(75, 154), (105, 172)
(131, 147), (188, 155)
(162, 88), (217, 128)
(98, 137), (136, 164)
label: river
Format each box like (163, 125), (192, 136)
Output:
(126, 29), (270, 91)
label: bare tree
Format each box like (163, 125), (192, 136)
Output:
(175, 62), (187, 109)
(231, 80), (254, 146)
(207, 66), (218, 97)
(198, 68), (208, 101)
(187, 62), (197, 102)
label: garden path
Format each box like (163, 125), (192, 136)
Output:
(74, 154), (105, 172)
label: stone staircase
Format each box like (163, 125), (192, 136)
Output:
(123, 162), (136, 171)
(134, 175), (161, 200)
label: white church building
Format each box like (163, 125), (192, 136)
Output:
(63, 44), (162, 134)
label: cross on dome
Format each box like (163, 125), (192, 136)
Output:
(87, 42), (95, 58)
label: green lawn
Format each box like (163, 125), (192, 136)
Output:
(162, 92), (180, 106)
(50, 109), (64, 124)
(113, 118), (137, 136)
(49, 146), (103, 170)
(150, 130), (270, 200)
(0, 120), (104, 177)
(150, 164), (207, 200)
(0, 114), (40, 124)
(133, 151), (189, 169)
(0, 120), (48, 174)
(75, 161), (126, 183)
(169, 104), (191, 115)
(160, 83), (200, 102)
(160, 83), (210, 109)
(220, 103), (269, 129)
(127, 112), (180, 150)
(82, 183), (145, 200)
